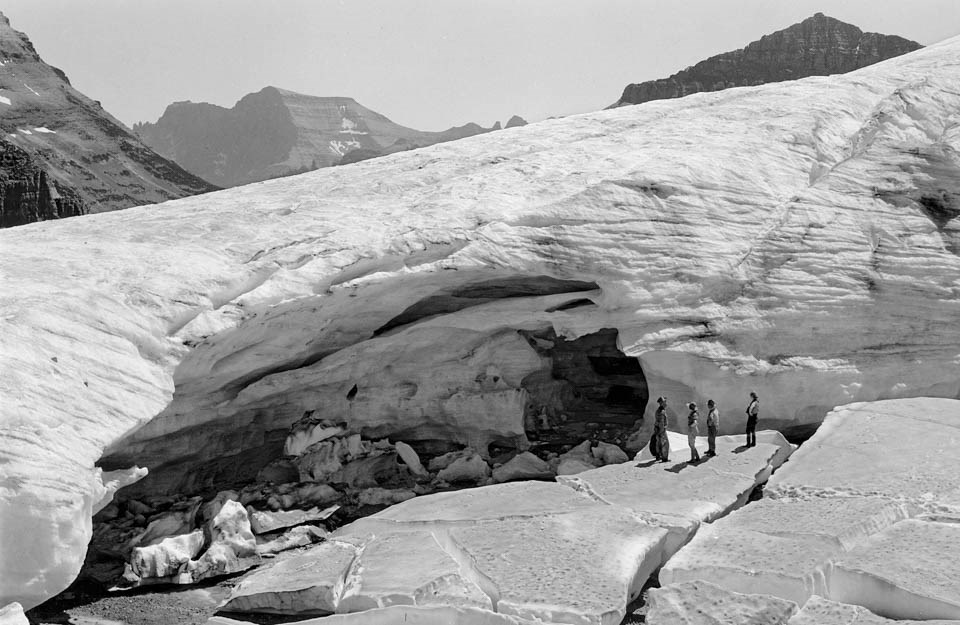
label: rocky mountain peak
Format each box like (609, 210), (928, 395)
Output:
(612, 13), (921, 107)
(137, 87), (511, 186)
(0, 12), (216, 227)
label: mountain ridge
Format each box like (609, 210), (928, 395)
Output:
(135, 86), (526, 187)
(0, 11), (218, 227)
(612, 13), (922, 107)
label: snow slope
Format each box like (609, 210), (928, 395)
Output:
(2, 37), (960, 608)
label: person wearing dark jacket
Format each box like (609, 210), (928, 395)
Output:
(745, 391), (759, 447)
(706, 399), (719, 456)
(649, 396), (670, 462)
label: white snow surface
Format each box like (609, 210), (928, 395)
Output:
(2, 40), (960, 609)
(659, 397), (960, 620)
(0, 95), (10, 105)
(31, 127), (55, 134)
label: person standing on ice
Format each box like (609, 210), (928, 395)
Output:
(687, 402), (701, 463)
(705, 399), (719, 456)
(745, 391), (759, 447)
(648, 396), (670, 462)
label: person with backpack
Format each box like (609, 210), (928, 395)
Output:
(745, 391), (759, 447)
(648, 396), (670, 462)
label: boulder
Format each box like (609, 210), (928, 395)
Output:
(255, 525), (328, 556)
(436, 454), (491, 484)
(356, 488), (416, 507)
(128, 497), (202, 549)
(491, 452), (554, 483)
(428, 449), (475, 473)
(295, 483), (342, 506)
(591, 441), (629, 465)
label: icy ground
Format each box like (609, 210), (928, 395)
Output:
(651, 397), (960, 623)
(2, 36), (960, 610)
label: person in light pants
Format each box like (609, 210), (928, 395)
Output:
(687, 402), (701, 463)
(706, 399), (719, 456)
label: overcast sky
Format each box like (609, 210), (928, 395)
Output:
(3, 1), (959, 131)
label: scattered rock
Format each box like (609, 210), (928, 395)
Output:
(255, 525), (328, 556)
(491, 452), (554, 483)
(437, 454), (491, 484)
(248, 505), (339, 535)
(395, 441), (429, 477)
(295, 483), (342, 506)
(255, 457), (300, 484)
(356, 488), (416, 507)
(591, 441), (629, 465)
(428, 449), (474, 473)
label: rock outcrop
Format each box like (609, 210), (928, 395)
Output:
(135, 87), (517, 186)
(612, 13), (921, 107)
(2, 38), (960, 609)
(0, 139), (85, 226)
(0, 12), (216, 227)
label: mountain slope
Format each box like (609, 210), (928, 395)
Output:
(0, 12), (217, 225)
(613, 13), (921, 107)
(135, 87), (514, 187)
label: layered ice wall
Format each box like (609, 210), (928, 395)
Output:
(2, 37), (960, 608)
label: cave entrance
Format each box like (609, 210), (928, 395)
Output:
(519, 328), (648, 449)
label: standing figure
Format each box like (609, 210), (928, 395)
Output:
(648, 396), (670, 462)
(687, 402), (701, 463)
(745, 391), (759, 447)
(706, 399), (719, 456)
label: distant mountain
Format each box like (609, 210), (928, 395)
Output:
(0, 12), (217, 227)
(611, 13), (921, 107)
(135, 87), (522, 187)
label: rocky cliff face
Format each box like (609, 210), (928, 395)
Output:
(2, 37), (960, 610)
(0, 139), (85, 227)
(0, 12), (217, 227)
(614, 13), (921, 107)
(135, 87), (517, 186)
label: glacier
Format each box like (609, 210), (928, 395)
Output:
(1, 35), (960, 610)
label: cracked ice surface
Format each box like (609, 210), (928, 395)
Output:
(4, 39), (960, 608)
(221, 436), (790, 624)
(658, 397), (960, 621)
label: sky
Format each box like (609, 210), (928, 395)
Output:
(3, 1), (959, 132)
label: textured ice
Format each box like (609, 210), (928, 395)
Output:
(4, 39), (960, 608)
(646, 580), (797, 625)
(659, 398), (960, 620)
(228, 438), (787, 623)
(788, 596), (960, 625)
(827, 519), (960, 620)
(223, 540), (359, 615)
